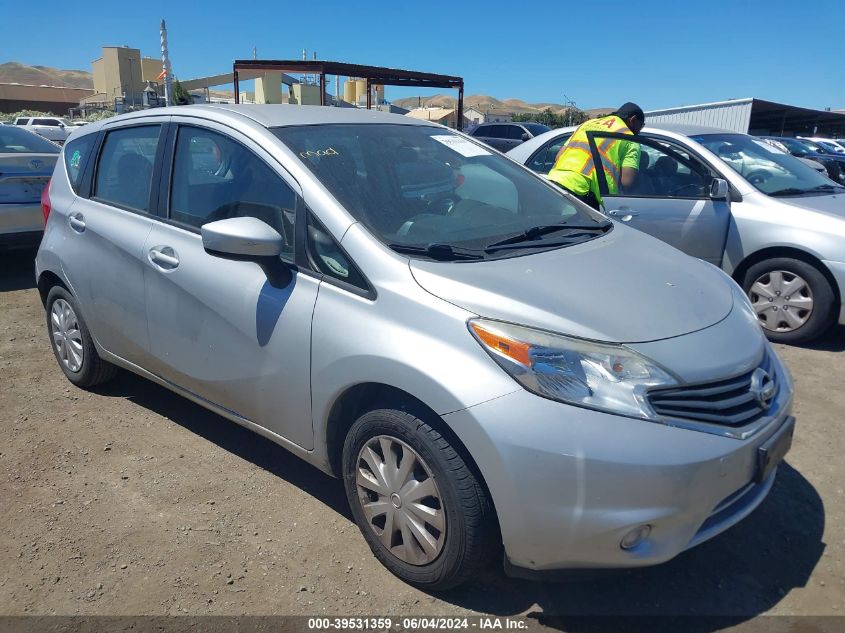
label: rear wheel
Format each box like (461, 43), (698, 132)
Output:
(342, 407), (497, 590)
(743, 257), (836, 344)
(45, 286), (116, 387)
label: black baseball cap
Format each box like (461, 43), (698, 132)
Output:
(614, 102), (645, 122)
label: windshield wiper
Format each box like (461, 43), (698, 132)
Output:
(768, 188), (810, 197)
(484, 221), (611, 251)
(388, 242), (484, 261)
(808, 184), (845, 192)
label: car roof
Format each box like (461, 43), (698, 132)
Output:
(101, 104), (437, 130)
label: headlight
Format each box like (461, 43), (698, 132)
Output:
(469, 319), (678, 419)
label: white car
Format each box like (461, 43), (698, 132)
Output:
(798, 137), (845, 154)
(13, 116), (81, 144)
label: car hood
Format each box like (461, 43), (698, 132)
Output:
(409, 225), (735, 344)
(778, 192), (845, 219)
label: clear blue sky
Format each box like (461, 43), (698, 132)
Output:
(3, 0), (844, 111)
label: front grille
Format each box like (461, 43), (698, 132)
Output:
(647, 353), (778, 427)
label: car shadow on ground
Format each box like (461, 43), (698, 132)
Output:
(794, 324), (845, 352)
(0, 247), (38, 292)
(96, 370), (824, 630)
(95, 370), (353, 521)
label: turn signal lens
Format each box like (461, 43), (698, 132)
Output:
(469, 322), (531, 366)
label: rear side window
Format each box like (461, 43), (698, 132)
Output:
(169, 126), (296, 259)
(63, 134), (96, 193)
(93, 125), (160, 212)
(15, 118), (29, 125)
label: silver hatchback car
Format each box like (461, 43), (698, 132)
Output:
(36, 105), (794, 589)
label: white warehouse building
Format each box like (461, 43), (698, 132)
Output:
(645, 98), (845, 137)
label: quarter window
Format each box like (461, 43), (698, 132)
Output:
(93, 125), (161, 212)
(64, 134), (96, 193)
(306, 213), (367, 291)
(169, 126), (296, 259)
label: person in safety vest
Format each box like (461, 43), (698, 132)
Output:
(548, 102), (645, 210)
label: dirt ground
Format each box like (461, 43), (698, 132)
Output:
(1, 247), (843, 628)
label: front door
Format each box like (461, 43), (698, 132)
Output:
(588, 132), (731, 265)
(142, 121), (318, 449)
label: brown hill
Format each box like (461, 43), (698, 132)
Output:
(393, 93), (610, 116)
(0, 62), (93, 88)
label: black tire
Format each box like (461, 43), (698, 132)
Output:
(342, 407), (497, 590)
(45, 286), (117, 387)
(742, 257), (836, 344)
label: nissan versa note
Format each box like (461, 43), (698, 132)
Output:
(36, 105), (795, 590)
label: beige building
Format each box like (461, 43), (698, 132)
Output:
(90, 46), (164, 107)
(406, 106), (457, 128)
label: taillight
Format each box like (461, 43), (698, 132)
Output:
(41, 178), (52, 222)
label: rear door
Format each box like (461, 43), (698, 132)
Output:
(141, 118), (319, 449)
(588, 131), (731, 265)
(60, 118), (168, 366)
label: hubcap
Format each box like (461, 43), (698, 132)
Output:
(749, 270), (813, 333)
(355, 435), (446, 566)
(50, 299), (84, 372)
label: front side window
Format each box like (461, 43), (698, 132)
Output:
(93, 125), (160, 212)
(523, 124), (551, 137)
(34, 118), (59, 126)
(506, 125), (525, 140)
(692, 133), (840, 196)
(169, 126), (295, 259)
(274, 123), (606, 258)
(614, 138), (710, 198)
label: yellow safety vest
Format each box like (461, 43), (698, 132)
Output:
(548, 115), (639, 203)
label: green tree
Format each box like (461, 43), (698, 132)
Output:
(513, 107), (589, 128)
(172, 79), (191, 106)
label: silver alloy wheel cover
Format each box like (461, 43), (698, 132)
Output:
(355, 435), (446, 566)
(50, 298), (84, 372)
(749, 270), (814, 332)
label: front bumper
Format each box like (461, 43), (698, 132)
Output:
(445, 381), (793, 574)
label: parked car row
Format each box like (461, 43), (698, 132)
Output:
(28, 104), (795, 590)
(507, 123), (845, 344)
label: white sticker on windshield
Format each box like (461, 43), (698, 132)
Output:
(431, 135), (491, 157)
(753, 139), (786, 154)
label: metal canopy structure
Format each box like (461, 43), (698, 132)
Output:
(233, 59), (465, 128)
(646, 97), (845, 137)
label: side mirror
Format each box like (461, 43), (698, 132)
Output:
(521, 133), (531, 142)
(201, 217), (283, 258)
(710, 177), (729, 200)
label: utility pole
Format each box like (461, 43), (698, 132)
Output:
(562, 93), (577, 126)
(160, 19), (173, 106)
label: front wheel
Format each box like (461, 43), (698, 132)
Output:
(342, 408), (497, 590)
(743, 257), (836, 344)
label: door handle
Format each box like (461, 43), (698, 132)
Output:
(68, 212), (86, 233)
(148, 246), (180, 270)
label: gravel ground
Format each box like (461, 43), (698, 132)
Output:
(1, 247), (843, 629)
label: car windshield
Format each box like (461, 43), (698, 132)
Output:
(0, 127), (60, 153)
(274, 123), (606, 257)
(692, 133), (838, 196)
(524, 124), (551, 136)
